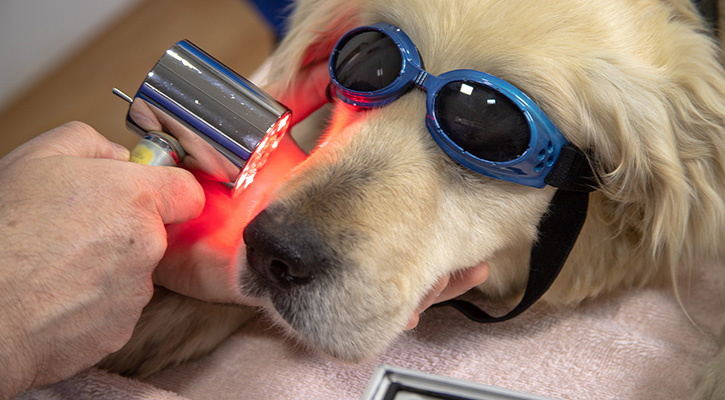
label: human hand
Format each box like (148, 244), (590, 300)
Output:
(0, 122), (204, 398)
(406, 263), (491, 329)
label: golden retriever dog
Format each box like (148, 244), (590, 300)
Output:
(102, 0), (725, 396)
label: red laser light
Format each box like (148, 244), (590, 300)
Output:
(233, 113), (292, 196)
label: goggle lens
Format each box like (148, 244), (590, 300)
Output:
(434, 81), (530, 162)
(332, 31), (402, 92)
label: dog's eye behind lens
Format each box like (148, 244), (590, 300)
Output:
(333, 31), (402, 92)
(435, 81), (530, 162)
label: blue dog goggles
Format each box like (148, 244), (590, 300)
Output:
(329, 22), (569, 188)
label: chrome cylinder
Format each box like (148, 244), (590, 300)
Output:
(123, 40), (290, 183)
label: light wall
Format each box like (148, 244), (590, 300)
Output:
(0, 0), (143, 112)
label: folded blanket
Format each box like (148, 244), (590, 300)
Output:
(19, 259), (725, 400)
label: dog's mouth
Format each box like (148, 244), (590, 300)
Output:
(239, 264), (411, 362)
(238, 206), (421, 361)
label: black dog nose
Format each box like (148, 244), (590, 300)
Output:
(243, 209), (325, 289)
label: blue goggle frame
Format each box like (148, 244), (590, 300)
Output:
(329, 22), (569, 188)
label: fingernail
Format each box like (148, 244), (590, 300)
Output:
(405, 314), (420, 330)
(112, 143), (130, 161)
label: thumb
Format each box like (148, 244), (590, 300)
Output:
(138, 165), (206, 225)
(25, 121), (130, 161)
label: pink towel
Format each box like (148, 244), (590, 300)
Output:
(19, 259), (725, 400)
(16, 368), (185, 400)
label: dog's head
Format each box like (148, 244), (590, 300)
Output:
(237, 0), (725, 361)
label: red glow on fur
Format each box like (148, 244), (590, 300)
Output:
(165, 133), (307, 253)
(158, 134), (307, 302)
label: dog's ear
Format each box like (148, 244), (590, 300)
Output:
(655, 35), (725, 261)
(262, 0), (363, 94)
(547, 6), (725, 302)
(579, 13), (725, 273)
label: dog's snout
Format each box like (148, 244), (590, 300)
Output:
(243, 209), (326, 289)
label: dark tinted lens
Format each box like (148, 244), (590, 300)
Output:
(435, 81), (530, 162)
(332, 31), (403, 92)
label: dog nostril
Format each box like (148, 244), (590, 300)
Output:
(244, 209), (323, 290)
(269, 259), (315, 285)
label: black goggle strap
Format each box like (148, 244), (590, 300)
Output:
(433, 146), (596, 323)
(326, 82), (336, 104)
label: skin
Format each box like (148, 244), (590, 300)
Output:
(0, 122), (204, 398)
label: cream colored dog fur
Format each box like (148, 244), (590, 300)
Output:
(103, 0), (725, 397)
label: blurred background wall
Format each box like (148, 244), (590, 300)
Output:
(0, 0), (276, 156)
(0, 0), (144, 112)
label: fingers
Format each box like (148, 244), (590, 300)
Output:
(24, 122), (130, 161)
(2, 121), (203, 224)
(406, 276), (449, 329)
(406, 314), (421, 330)
(419, 276), (450, 312)
(437, 262), (490, 303)
(139, 166), (206, 225)
(406, 262), (490, 329)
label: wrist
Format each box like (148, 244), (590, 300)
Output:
(0, 271), (37, 398)
(0, 314), (36, 398)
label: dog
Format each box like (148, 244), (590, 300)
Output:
(101, 0), (725, 396)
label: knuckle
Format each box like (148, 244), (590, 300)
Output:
(62, 120), (91, 130)
(41, 121), (107, 157)
(59, 121), (97, 139)
(126, 226), (168, 265)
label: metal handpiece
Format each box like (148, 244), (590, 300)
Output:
(115, 40), (291, 193)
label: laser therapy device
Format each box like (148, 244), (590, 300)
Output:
(114, 40), (291, 196)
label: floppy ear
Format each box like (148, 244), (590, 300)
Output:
(546, 3), (725, 303)
(262, 0), (363, 93)
(595, 10), (725, 265)
(657, 35), (725, 262)
(562, 5), (725, 296)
